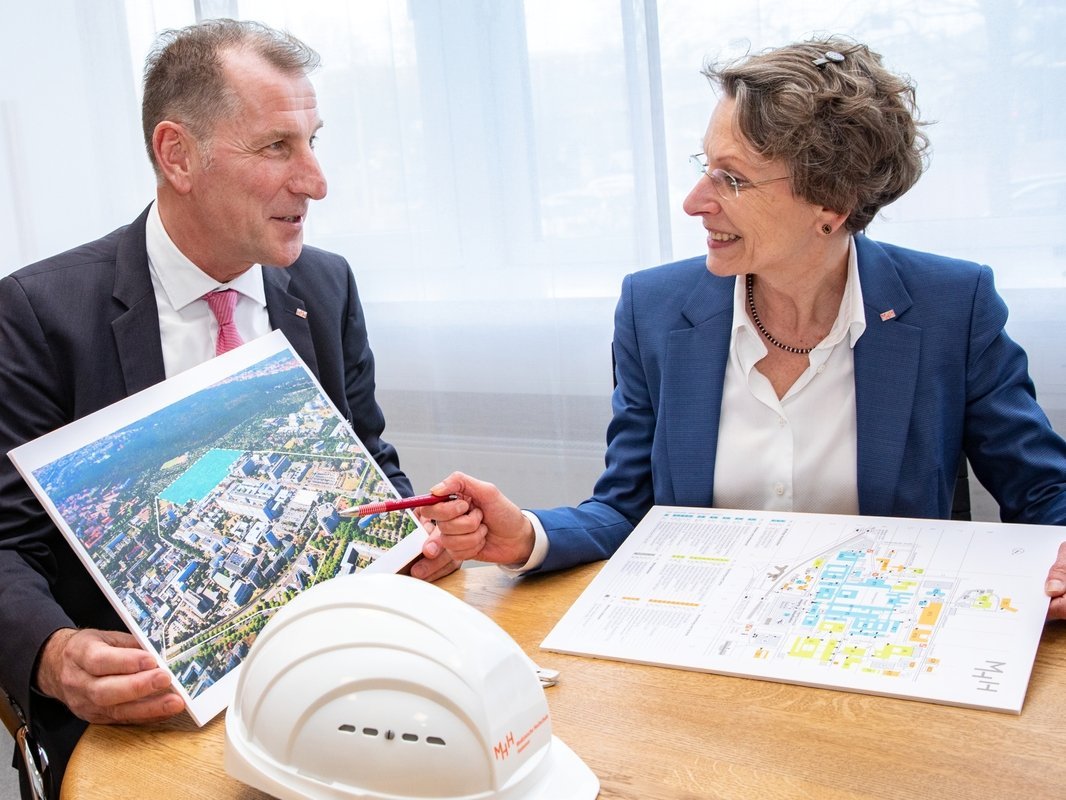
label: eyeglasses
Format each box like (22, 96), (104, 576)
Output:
(689, 153), (789, 200)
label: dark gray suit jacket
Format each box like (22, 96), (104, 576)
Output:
(0, 205), (411, 794)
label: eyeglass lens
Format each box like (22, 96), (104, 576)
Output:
(691, 154), (741, 200)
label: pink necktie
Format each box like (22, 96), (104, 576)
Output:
(204, 289), (244, 355)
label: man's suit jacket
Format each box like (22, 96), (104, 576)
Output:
(535, 235), (1066, 572)
(0, 205), (412, 790)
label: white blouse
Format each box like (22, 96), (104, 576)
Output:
(712, 237), (866, 514)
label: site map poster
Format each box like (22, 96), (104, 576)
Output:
(9, 331), (424, 725)
(542, 506), (1064, 713)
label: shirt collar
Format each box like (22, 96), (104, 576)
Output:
(841, 236), (866, 348)
(730, 235), (867, 353)
(145, 201), (267, 311)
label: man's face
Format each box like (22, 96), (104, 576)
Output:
(187, 49), (327, 281)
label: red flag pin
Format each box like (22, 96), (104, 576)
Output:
(296, 308), (308, 319)
(880, 309), (896, 321)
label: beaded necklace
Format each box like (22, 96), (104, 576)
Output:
(745, 273), (815, 355)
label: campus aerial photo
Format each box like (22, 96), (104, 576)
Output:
(30, 349), (415, 700)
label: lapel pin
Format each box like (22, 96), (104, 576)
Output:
(295, 308), (308, 319)
(880, 309), (896, 321)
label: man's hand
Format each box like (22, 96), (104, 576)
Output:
(409, 542), (461, 582)
(35, 628), (185, 724)
(412, 472), (536, 568)
(1046, 541), (1066, 621)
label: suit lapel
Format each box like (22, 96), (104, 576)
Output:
(112, 207), (167, 395)
(663, 273), (733, 505)
(110, 208), (321, 393)
(853, 236), (921, 515)
(262, 266), (320, 377)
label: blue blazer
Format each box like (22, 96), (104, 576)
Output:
(536, 235), (1066, 572)
(0, 205), (411, 789)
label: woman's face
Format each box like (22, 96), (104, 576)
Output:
(683, 98), (826, 279)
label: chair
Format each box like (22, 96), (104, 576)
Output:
(951, 458), (972, 521)
(2, 691), (50, 800)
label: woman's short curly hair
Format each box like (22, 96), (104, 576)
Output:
(702, 36), (929, 233)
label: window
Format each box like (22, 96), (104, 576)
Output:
(3, 0), (1063, 516)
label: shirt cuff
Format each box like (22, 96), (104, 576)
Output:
(498, 510), (549, 575)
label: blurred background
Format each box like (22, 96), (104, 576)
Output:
(2, 0), (1064, 521)
(3, 3), (1065, 789)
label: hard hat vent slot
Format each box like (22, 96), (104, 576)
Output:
(335, 723), (447, 747)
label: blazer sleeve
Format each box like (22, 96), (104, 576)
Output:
(534, 272), (656, 572)
(337, 263), (413, 497)
(963, 266), (1066, 523)
(0, 275), (84, 718)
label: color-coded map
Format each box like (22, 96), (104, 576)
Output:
(723, 524), (1014, 682)
(542, 507), (1062, 712)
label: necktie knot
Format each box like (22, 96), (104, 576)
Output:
(204, 289), (244, 355)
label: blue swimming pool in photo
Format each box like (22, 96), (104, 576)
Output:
(160, 449), (244, 505)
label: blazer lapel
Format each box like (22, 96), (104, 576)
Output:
(262, 266), (320, 377)
(111, 206), (167, 395)
(853, 236), (921, 515)
(662, 273), (733, 505)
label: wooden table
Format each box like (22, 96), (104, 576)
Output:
(64, 562), (1066, 799)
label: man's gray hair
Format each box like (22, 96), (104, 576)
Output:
(141, 18), (320, 180)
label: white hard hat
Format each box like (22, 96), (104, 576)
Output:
(224, 572), (599, 799)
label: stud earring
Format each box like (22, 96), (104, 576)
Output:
(821, 223), (833, 235)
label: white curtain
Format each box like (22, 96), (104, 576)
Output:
(2, 0), (1064, 518)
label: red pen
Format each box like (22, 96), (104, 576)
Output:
(339, 493), (458, 517)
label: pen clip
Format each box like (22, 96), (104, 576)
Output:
(535, 666), (560, 688)
(521, 652), (559, 687)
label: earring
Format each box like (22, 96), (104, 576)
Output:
(821, 223), (833, 235)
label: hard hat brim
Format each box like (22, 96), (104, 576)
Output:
(518, 735), (600, 799)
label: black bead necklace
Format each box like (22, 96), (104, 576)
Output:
(746, 273), (814, 355)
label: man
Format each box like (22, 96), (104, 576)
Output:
(0, 19), (455, 798)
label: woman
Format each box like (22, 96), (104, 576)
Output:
(410, 37), (1066, 618)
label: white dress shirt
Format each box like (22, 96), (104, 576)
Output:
(713, 238), (866, 514)
(513, 237), (866, 573)
(144, 201), (272, 378)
